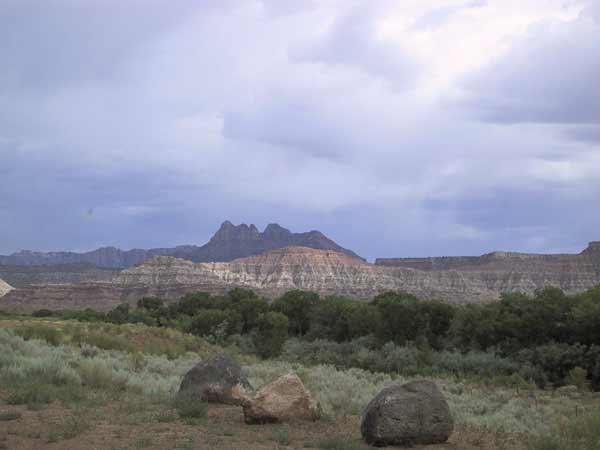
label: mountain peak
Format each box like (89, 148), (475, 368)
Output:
(263, 223), (292, 239)
(582, 241), (600, 256)
(210, 221), (261, 242)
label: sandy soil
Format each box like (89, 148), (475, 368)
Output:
(0, 400), (524, 450)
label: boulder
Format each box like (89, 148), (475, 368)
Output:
(361, 380), (453, 447)
(243, 372), (321, 424)
(179, 354), (253, 405)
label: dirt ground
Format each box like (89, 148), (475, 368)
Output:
(0, 400), (525, 450)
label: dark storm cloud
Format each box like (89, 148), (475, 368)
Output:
(460, 4), (600, 126)
(1, 1), (600, 260)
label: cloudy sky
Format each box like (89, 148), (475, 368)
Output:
(1, 0), (599, 260)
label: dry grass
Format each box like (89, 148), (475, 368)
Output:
(1, 322), (599, 449)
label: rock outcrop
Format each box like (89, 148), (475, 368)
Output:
(361, 380), (453, 447)
(2, 242), (600, 312)
(243, 373), (321, 424)
(0, 278), (13, 298)
(0, 221), (362, 269)
(0, 263), (119, 288)
(376, 242), (600, 297)
(179, 354), (253, 406)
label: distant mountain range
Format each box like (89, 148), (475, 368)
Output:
(3, 242), (600, 313)
(0, 221), (363, 269)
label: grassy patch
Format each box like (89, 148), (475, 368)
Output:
(527, 411), (600, 450)
(47, 413), (91, 442)
(13, 324), (63, 346)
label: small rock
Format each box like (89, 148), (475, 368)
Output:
(179, 354), (253, 406)
(361, 380), (453, 447)
(243, 372), (321, 424)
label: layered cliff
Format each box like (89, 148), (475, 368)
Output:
(0, 221), (361, 269)
(0, 279), (13, 298)
(0, 247), (495, 312)
(2, 243), (600, 313)
(0, 263), (119, 288)
(375, 242), (600, 296)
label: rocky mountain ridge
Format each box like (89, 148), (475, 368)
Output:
(0, 263), (119, 289)
(0, 221), (362, 269)
(375, 242), (600, 271)
(4, 242), (600, 313)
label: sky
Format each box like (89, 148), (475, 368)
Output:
(1, 0), (599, 261)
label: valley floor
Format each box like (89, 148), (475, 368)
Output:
(1, 319), (598, 450)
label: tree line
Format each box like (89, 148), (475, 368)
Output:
(40, 284), (600, 390)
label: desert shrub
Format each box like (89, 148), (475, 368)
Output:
(187, 309), (242, 340)
(47, 413), (90, 442)
(567, 367), (589, 391)
(173, 390), (208, 419)
(61, 308), (106, 322)
(527, 411), (600, 450)
(107, 303), (131, 324)
(515, 343), (588, 387)
(78, 359), (127, 391)
(80, 332), (133, 352)
(14, 325), (63, 346)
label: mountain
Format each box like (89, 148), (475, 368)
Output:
(186, 221), (363, 262)
(0, 221), (362, 269)
(3, 242), (600, 313)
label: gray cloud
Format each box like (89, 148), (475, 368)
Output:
(459, 4), (600, 126)
(290, 4), (418, 89)
(1, 1), (599, 260)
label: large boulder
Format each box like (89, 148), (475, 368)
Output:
(243, 372), (321, 424)
(179, 354), (253, 405)
(361, 380), (453, 447)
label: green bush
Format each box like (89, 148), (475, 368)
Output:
(80, 332), (133, 352)
(14, 325), (63, 346)
(173, 391), (208, 419)
(32, 309), (55, 317)
(567, 367), (589, 391)
(253, 311), (289, 358)
(272, 290), (319, 336)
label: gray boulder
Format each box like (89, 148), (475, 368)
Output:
(361, 380), (453, 447)
(179, 354), (253, 405)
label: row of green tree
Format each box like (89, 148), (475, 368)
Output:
(46, 285), (600, 389)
